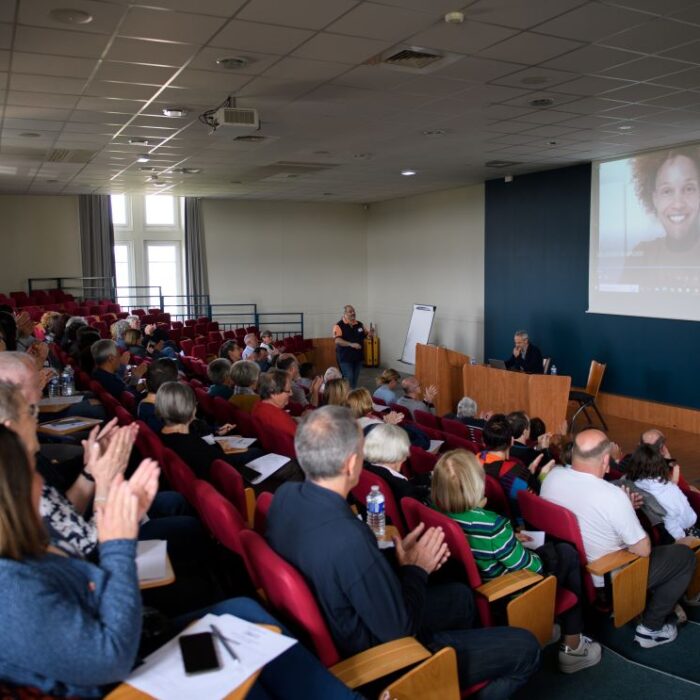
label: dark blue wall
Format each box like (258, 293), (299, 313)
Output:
(484, 163), (700, 409)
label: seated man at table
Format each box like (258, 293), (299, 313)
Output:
(91, 339), (146, 399)
(541, 429), (696, 648)
(397, 376), (438, 418)
(267, 406), (540, 697)
(504, 330), (543, 374)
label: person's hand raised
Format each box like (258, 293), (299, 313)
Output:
(423, 384), (438, 403)
(86, 424), (137, 487)
(394, 523), (450, 574)
(120, 351), (131, 366)
(528, 453), (544, 475)
(383, 411), (404, 425)
(127, 459), (160, 521)
(96, 475), (139, 543)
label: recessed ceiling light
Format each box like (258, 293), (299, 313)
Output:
(19, 132), (40, 138)
(401, 169), (416, 176)
(444, 11), (464, 24)
(46, 179), (59, 183)
(529, 97), (554, 108)
(162, 107), (188, 118)
(216, 56), (250, 70)
(128, 137), (150, 146)
(173, 167), (202, 174)
(618, 124), (634, 130)
(49, 8), (93, 25)
(136, 154), (150, 163)
(547, 140), (558, 145)
(422, 129), (447, 137)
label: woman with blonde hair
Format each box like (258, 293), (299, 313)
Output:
(432, 450), (599, 674)
(323, 377), (350, 407)
(373, 368), (401, 405)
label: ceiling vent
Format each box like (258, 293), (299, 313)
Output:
(213, 107), (259, 130)
(48, 149), (96, 163)
(369, 45), (460, 75)
(485, 160), (522, 168)
(234, 135), (267, 143)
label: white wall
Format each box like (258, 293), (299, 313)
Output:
(366, 185), (485, 367)
(203, 199), (368, 338)
(0, 195), (81, 293)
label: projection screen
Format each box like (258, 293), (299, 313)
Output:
(589, 143), (700, 322)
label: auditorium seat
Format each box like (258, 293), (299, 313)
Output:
(253, 491), (273, 535)
(351, 469), (406, 535)
(210, 459), (256, 528)
(414, 409), (441, 431)
(192, 479), (247, 556)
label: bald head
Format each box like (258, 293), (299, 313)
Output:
(402, 376), (420, 398)
(641, 429), (664, 447)
(0, 352), (41, 404)
(571, 429), (611, 476)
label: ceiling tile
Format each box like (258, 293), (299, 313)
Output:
(650, 66), (700, 89)
(96, 62), (177, 85)
(660, 39), (700, 64)
(516, 109), (579, 125)
(3, 106), (72, 121)
(75, 96), (145, 112)
(407, 21), (517, 55)
(119, 7), (227, 44)
(9, 74), (87, 95)
(479, 32), (583, 64)
(106, 37), (196, 66)
(120, 0), (246, 17)
(210, 20), (314, 54)
(171, 68), (251, 91)
(238, 0), (359, 30)
(371, 0), (469, 12)
(462, 0), (587, 30)
(643, 90), (700, 109)
(550, 75), (632, 96)
(600, 102), (668, 119)
(435, 56), (523, 82)
(534, 4), (650, 42)
(84, 81), (159, 100)
(600, 56), (691, 81)
(555, 96), (628, 115)
(542, 44), (639, 73)
(11, 52), (97, 79)
(6, 91), (80, 108)
(332, 64), (409, 90)
(669, 5), (700, 24)
(262, 57), (350, 83)
(14, 26), (110, 57)
(18, 0), (127, 35)
(492, 66), (578, 89)
(601, 18), (700, 53)
(603, 82), (679, 102)
(327, 2), (435, 41)
(608, 0), (699, 15)
(293, 32), (390, 64)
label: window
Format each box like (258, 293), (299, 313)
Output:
(110, 194), (128, 227)
(113, 244), (132, 307)
(145, 195), (176, 226)
(147, 243), (182, 312)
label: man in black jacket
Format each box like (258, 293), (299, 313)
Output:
(504, 330), (543, 374)
(266, 406), (540, 698)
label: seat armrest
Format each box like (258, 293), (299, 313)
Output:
(586, 550), (638, 577)
(330, 637), (430, 688)
(244, 487), (256, 529)
(475, 570), (543, 602)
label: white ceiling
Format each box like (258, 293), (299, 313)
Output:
(1, 0), (700, 201)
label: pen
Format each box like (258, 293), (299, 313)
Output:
(210, 624), (240, 663)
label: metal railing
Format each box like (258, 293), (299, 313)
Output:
(256, 312), (304, 340)
(28, 276), (116, 301)
(115, 286), (164, 312)
(207, 303), (259, 330)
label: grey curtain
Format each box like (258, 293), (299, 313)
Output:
(79, 194), (115, 300)
(184, 197), (210, 318)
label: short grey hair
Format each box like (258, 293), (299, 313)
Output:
(0, 380), (24, 424)
(364, 424), (410, 465)
(155, 381), (196, 426)
(207, 358), (231, 385)
(244, 333), (257, 345)
(257, 369), (289, 400)
(295, 406), (362, 480)
(91, 339), (118, 365)
(110, 319), (130, 341)
(457, 396), (478, 418)
(230, 360), (260, 388)
(514, 330), (529, 340)
(65, 316), (86, 331)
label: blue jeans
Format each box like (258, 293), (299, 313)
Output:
(173, 598), (363, 700)
(420, 583), (540, 700)
(338, 360), (362, 389)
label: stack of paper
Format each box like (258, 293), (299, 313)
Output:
(245, 454), (290, 485)
(136, 540), (168, 582)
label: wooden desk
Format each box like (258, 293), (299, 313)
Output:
(139, 554), (175, 590)
(415, 344), (470, 417)
(462, 365), (571, 434)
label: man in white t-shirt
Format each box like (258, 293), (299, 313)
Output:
(541, 429), (695, 649)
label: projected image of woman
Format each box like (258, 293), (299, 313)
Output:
(624, 147), (700, 289)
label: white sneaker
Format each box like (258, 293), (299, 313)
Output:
(634, 622), (678, 648)
(558, 636), (602, 674)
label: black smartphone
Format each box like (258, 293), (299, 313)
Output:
(179, 632), (221, 675)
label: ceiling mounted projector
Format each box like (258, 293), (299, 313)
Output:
(213, 107), (259, 130)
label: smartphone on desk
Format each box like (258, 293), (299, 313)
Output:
(179, 632), (221, 675)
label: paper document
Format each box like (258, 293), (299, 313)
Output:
(428, 440), (444, 454)
(215, 436), (257, 450)
(39, 418), (96, 432)
(201, 434), (216, 445)
(246, 453), (290, 485)
(126, 612), (297, 700)
(372, 403), (390, 413)
(519, 530), (546, 551)
(39, 395), (84, 406)
(136, 540), (168, 582)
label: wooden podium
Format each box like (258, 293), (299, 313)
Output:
(415, 344), (570, 431)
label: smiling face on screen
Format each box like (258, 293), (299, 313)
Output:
(652, 154), (700, 242)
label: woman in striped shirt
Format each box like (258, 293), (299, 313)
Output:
(431, 450), (601, 675)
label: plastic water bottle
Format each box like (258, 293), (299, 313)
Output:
(61, 366), (75, 396)
(551, 365), (558, 376)
(48, 376), (61, 398)
(470, 357), (477, 366)
(366, 485), (386, 538)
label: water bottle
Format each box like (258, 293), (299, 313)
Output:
(48, 376), (61, 398)
(470, 357), (478, 366)
(61, 366), (75, 396)
(366, 485), (386, 538)
(551, 365), (558, 376)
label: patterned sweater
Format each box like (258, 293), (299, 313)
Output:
(446, 506), (543, 580)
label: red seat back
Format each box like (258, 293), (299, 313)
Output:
(114, 405), (134, 425)
(484, 474), (511, 519)
(351, 469), (405, 536)
(389, 402), (412, 421)
(517, 490), (596, 603)
(134, 420), (165, 463)
(162, 448), (198, 505)
(192, 344), (207, 361)
(408, 446), (439, 475)
(195, 387), (215, 420)
(119, 390), (137, 415)
(414, 409), (441, 430)
(210, 459), (248, 521)
(192, 479), (247, 555)
(444, 433), (480, 454)
(239, 529), (341, 667)
(254, 491), (273, 534)
(441, 417), (469, 439)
